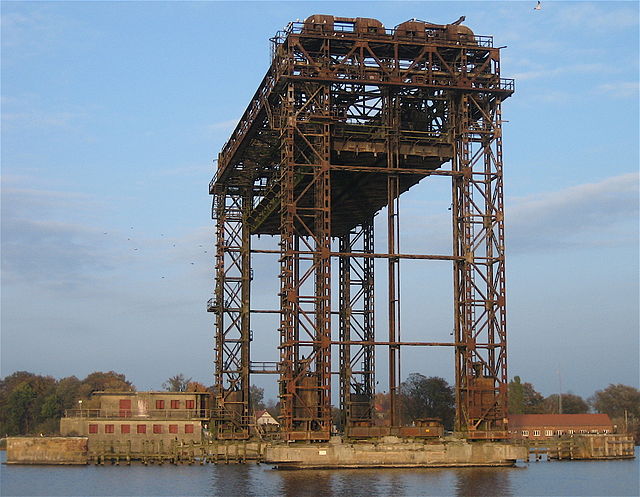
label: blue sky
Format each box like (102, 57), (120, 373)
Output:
(1, 1), (638, 402)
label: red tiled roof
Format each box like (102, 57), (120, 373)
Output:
(255, 410), (267, 418)
(508, 413), (612, 428)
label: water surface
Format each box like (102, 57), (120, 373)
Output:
(2, 448), (638, 496)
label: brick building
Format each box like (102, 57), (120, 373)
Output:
(508, 413), (614, 439)
(60, 391), (210, 451)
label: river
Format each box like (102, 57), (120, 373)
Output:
(1, 448), (638, 496)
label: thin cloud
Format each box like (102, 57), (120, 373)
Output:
(512, 63), (608, 82)
(597, 82), (639, 99)
(1, 185), (96, 220)
(207, 119), (239, 131)
(155, 164), (212, 177)
(1, 184), (110, 287)
(1, 110), (85, 130)
(507, 172), (639, 253)
(552, 3), (639, 32)
(1, 7), (94, 58)
(1, 217), (111, 287)
(394, 173), (639, 256)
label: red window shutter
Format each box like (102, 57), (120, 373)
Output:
(89, 424), (98, 434)
(105, 424), (114, 434)
(121, 425), (130, 434)
(119, 399), (132, 417)
(153, 424), (162, 434)
(186, 400), (195, 409)
(156, 400), (165, 409)
(185, 424), (194, 434)
(137, 424), (146, 434)
(169, 424), (178, 434)
(171, 400), (180, 409)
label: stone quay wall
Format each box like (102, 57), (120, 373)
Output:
(6, 437), (88, 465)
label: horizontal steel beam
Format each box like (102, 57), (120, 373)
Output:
(251, 249), (462, 261)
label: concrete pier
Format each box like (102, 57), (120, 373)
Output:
(5, 434), (634, 466)
(264, 437), (527, 469)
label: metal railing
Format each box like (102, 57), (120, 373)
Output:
(500, 78), (515, 91)
(250, 361), (279, 374)
(206, 298), (216, 312)
(64, 409), (211, 420)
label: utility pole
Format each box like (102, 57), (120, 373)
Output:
(558, 369), (563, 415)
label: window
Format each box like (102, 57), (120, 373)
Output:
(121, 425), (130, 434)
(568, 430), (574, 435)
(580, 429), (587, 434)
(137, 424), (147, 434)
(522, 430), (529, 436)
(169, 425), (178, 434)
(545, 430), (553, 437)
(153, 424), (163, 434)
(533, 430), (540, 437)
(557, 430), (564, 436)
(171, 400), (180, 409)
(156, 400), (165, 409)
(89, 424), (98, 434)
(105, 424), (115, 434)
(185, 400), (195, 409)
(604, 429), (610, 434)
(119, 399), (132, 417)
(185, 424), (194, 434)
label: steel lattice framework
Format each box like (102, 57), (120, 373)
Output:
(209, 15), (514, 441)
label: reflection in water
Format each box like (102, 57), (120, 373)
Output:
(333, 468), (411, 497)
(387, 470), (409, 496)
(455, 467), (514, 497)
(209, 464), (253, 497)
(278, 469), (334, 497)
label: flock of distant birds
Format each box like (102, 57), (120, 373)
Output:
(102, 227), (208, 279)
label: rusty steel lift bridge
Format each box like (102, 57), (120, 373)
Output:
(208, 15), (514, 441)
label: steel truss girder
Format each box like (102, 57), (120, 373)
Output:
(213, 189), (252, 439)
(339, 220), (375, 428)
(215, 30), (513, 187)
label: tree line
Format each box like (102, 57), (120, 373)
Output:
(1, 370), (638, 443)
(0, 371), (134, 436)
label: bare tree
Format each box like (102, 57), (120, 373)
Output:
(163, 374), (192, 392)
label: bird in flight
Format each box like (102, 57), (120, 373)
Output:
(534, 1), (542, 10)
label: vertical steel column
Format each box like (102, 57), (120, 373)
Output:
(339, 219), (375, 430)
(213, 188), (251, 439)
(385, 89), (402, 426)
(452, 90), (508, 436)
(278, 78), (332, 440)
(314, 115), (332, 439)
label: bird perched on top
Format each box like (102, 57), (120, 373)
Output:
(534, 1), (542, 10)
